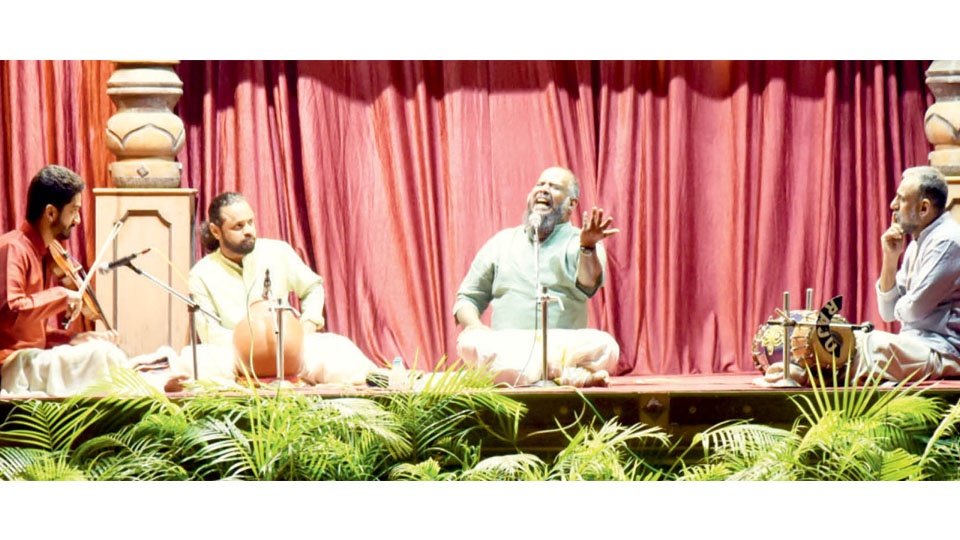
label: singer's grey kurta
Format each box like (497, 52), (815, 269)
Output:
(453, 222), (606, 330)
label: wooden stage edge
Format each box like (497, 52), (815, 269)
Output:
(4, 372), (960, 455)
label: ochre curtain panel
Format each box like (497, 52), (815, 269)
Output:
(0, 60), (934, 374)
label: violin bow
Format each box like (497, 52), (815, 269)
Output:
(64, 219), (125, 328)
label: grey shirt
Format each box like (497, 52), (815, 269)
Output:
(454, 222), (607, 330)
(877, 212), (960, 360)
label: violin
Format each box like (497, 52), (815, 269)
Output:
(48, 240), (113, 331)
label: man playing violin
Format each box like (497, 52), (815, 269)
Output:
(0, 165), (121, 393)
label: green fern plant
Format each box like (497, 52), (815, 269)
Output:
(382, 359), (526, 467)
(545, 418), (670, 481)
(678, 359), (944, 481)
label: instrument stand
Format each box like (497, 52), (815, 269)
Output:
(122, 262), (221, 382)
(268, 299), (301, 387)
(771, 291), (801, 388)
(528, 224), (564, 388)
(531, 285), (564, 388)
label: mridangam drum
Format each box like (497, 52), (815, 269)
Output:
(232, 297), (303, 382)
(752, 309), (856, 374)
(789, 310), (855, 371)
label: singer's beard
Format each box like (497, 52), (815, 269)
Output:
(524, 200), (569, 241)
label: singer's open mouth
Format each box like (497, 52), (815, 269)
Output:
(533, 194), (552, 208)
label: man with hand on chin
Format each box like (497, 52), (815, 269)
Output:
(454, 166), (620, 387)
(860, 166), (960, 382)
(766, 166), (960, 385)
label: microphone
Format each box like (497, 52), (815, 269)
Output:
(99, 248), (152, 273)
(528, 213), (542, 231)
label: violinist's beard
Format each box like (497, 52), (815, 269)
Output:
(55, 217), (76, 240)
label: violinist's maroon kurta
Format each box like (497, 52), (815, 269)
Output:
(0, 222), (72, 365)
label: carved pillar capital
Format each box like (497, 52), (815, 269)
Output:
(106, 61), (185, 188)
(925, 60), (960, 176)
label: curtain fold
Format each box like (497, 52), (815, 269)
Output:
(0, 60), (114, 270)
(290, 61), (594, 365)
(593, 61), (932, 374)
(0, 60), (935, 374)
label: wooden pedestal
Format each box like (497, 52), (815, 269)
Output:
(949, 177), (960, 223)
(94, 188), (196, 356)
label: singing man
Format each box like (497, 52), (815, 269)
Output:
(453, 166), (620, 386)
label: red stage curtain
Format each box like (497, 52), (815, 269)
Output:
(594, 61), (932, 374)
(0, 60), (114, 333)
(0, 60), (934, 374)
(0, 61), (115, 264)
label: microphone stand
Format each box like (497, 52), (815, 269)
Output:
(268, 297), (301, 386)
(119, 261), (221, 382)
(530, 223), (561, 388)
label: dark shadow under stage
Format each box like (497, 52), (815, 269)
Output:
(5, 373), (960, 456)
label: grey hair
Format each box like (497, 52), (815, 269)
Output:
(552, 166), (580, 200)
(568, 175), (580, 200)
(905, 166), (948, 212)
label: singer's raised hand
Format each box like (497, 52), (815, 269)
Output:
(580, 207), (619, 249)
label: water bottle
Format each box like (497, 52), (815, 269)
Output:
(388, 357), (407, 391)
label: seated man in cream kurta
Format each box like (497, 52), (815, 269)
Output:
(188, 192), (375, 386)
(454, 167), (620, 387)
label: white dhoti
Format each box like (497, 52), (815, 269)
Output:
(851, 330), (960, 382)
(456, 328), (620, 386)
(299, 333), (377, 385)
(179, 332), (376, 386)
(0, 341), (128, 397)
(760, 330), (960, 387)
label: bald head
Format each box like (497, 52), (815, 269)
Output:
(538, 166), (579, 200)
(524, 166), (580, 239)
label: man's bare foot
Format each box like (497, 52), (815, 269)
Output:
(763, 362), (808, 386)
(164, 374), (190, 393)
(559, 367), (610, 388)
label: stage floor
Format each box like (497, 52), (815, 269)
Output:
(181, 372), (960, 452)
(5, 372), (960, 455)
